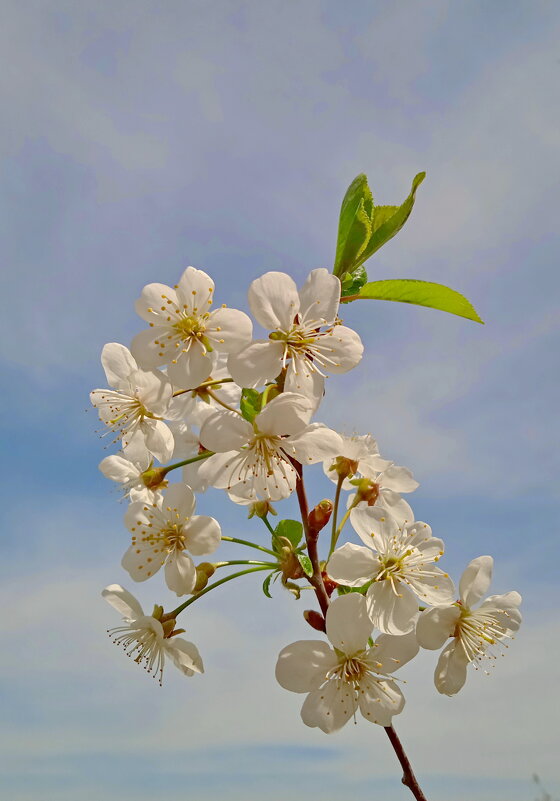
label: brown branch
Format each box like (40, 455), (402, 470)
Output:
(384, 726), (428, 801)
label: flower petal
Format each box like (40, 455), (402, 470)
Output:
(102, 584), (144, 620)
(161, 483), (196, 520)
(372, 631), (419, 673)
(135, 283), (179, 324)
(175, 266), (215, 315)
(416, 606), (461, 650)
(206, 307), (253, 352)
(284, 424), (343, 465)
(101, 343), (138, 389)
(248, 271), (300, 330)
(358, 675), (404, 725)
(366, 580), (418, 635)
(121, 542), (163, 582)
(376, 490), (414, 526)
(300, 681), (354, 733)
(407, 566), (456, 607)
(326, 593), (372, 655)
(298, 269), (340, 325)
(459, 555), (493, 607)
(184, 515), (222, 555)
(199, 410), (253, 452)
(165, 551), (196, 595)
(318, 325), (364, 374)
(379, 465), (419, 493)
(130, 327), (170, 369)
(167, 348), (215, 390)
(228, 340), (285, 389)
(144, 419), (174, 463)
(166, 637), (204, 675)
(255, 392), (312, 436)
(284, 359), (325, 409)
(351, 506), (401, 553)
(99, 454), (139, 483)
(275, 640), (337, 693)
(434, 640), (469, 696)
(327, 543), (378, 587)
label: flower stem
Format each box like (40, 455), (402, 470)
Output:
(384, 726), (429, 801)
(170, 566), (272, 617)
(213, 560), (278, 569)
(328, 474), (344, 558)
(162, 451), (214, 474)
(293, 462), (330, 617)
(206, 387), (241, 414)
(221, 535), (278, 557)
(261, 515), (277, 537)
(172, 378), (235, 397)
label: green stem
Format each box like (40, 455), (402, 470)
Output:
(172, 378), (235, 397)
(162, 451), (214, 474)
(170, 566), (272, 617)
(328, 474), (345, 558)
(206, 388), (240, 414)
(261, 516), (276, 537)
(221, 535), (278, 557)
(213, 560), (278, 569)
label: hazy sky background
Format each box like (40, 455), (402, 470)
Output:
(1, 2), (559, 800)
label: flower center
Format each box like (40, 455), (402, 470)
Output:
(455, 606), (513, 671)
(173, 314), (207, 340)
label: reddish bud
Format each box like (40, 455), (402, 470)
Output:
(321, 571), (338, 597)
(303, 609), (326, 633)
(308, 499), (333, 534)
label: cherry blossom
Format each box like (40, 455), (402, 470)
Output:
(102, 584), (203, 684)
(328, 507), (455, 635)
(275, 593), (418, 733)
(198, 392), (342, 500)
(416, 555), (522, 695)
(98, 448), (167, 503)
(228, 269), (363, 406)
(130, 266), (252, 389)
(122, 484), (221, 595)
(90, 343), (174, 462)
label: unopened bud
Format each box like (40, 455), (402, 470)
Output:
(321, 570), (338, 597)
(192, 562), (216, 592)
(350, 477), (380, 506)
(308, 499), (333, 534)
(303, 609), (326, 633)
(247, 499), (277, 519)
(330, 456), (359, 479)
(151, 604), (164, 620)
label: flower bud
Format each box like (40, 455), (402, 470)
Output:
(303, 609), (326, 633)
(308, 499), (333, 534)
(141, 466), (168, 491)
(192, 562), (216, 593)
(350, 477), (380, 506)
(321, 570), (338, 597)
(329, 456), (359, 479)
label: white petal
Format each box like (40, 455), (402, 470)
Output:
(376, 490), (414, 526)
(165, 551), (196, 596)
(275, 641), (337, 693)
(285, 424), (343, 465)
(298, 269), (340, 325)
(406, 566), (456, 606)
(372, 632), (419, 673)
(358, 675), (404, 725)
(121, 543), (163, 582)
(206, 307), (253, 352)
(416, 606), (461, 650)
(199, 410), (252, 452)
(326, 593), (372, 655)
(256, 392), (313, 436)
(351, 506), (401, 553)
(161, 483), (196, 520)
(102, 584), (144, 620)
(197, 451), (245, 489)
(320, 326), (364, 374)
(144, 419), (174, 463)
(166, 637), (204, 675)
(99, 454), (139, 483)
(459, 555), (493, 607)
(228, 340), (285, 389)
(380, 465), (419, 493)
(167, 348), (215, 390)
(300, 681), (353, 733)
(176, 266), (215, 314)
(130, 327), (170, 369)
(366, 581), (418, 635)
(434, 640), (469, 696)
(284, 359), (325, 409)
(327, 543), (378, 587)
(101, 343), (138, 388)
(135, 282), (179, 324)
(184, 515), (222, 555)
(248, 271), (300, 330)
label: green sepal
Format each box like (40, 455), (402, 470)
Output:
(348, 278), (484, 323)
(333, 174), (374, 279)
(340, 264), (368, 297)
(336, 581), (371, 596)
(273, 519), (303, 550)
(240, 388), (263, 423)
(297, 554), (313, 578)
(262, 572), (276, 599)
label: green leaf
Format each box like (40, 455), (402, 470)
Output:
(340, 264), (368, 297)
(336, 581), (371, 596)
(240, 388), (262, 422)
(333, 174), (374, 279)
(297, 554), (313, 578)
(354, 172), (426, 269)
(262, 572), (275, 599)
(351, 279), (483, 323)
(273, 519), (303, 550)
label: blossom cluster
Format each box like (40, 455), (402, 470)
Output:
(92, 265), (521, 733)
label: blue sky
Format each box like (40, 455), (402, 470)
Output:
(1, 2), (559, 800)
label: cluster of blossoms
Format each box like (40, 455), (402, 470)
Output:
(92, 265), (521, 739)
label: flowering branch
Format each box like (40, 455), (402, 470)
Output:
(384, 725), (428, 801)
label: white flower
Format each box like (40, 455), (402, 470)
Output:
(228, 269), (363, 406)
(98, 448), (166, 503)
(328, 507), (455, 635)
(102, 584), (203, 684)
(166, 352), (242, 428)
(275, 593), (418, 733)
(90, 343), (174, 462)
(323, 434), (417, 525)
(198, 392), (343, 500)
(122, 484), (221, 596)
(130, 267), (252, 389)
(416, 555), (522, 695)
